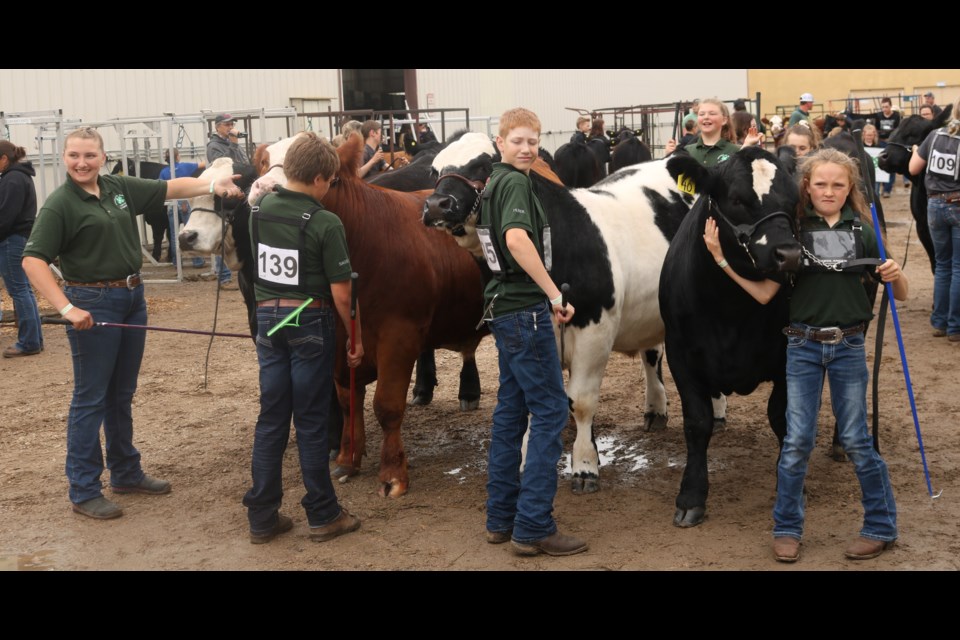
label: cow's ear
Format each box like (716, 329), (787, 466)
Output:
(935, 104), (953, 126)
(666, 151), (713, 195)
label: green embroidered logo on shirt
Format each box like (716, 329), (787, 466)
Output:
(717, 154), (731, 163)
(114, 194), (128, 209)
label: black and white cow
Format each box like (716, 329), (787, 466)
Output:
(660, 146), (801, 527)
(878, 106), (954, 274)
(423, 133), (756, 493)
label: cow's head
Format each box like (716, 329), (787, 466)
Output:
(878, 105), (953, 174)
(247, 133), (310, 205)
(178, 158), (257, 269)
(671, 146), (801, 278)
(421, 132), (497, 257)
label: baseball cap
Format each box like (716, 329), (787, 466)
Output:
(214, 113), (237, 125)
(799, 93), (814, 103)
(923, 91), (935, 98)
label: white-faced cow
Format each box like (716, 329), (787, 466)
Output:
(878, 106), (954, 274)
(659, 146), (801, 527)
(192, 136), (487, 498)
(423, 133), (744, 494)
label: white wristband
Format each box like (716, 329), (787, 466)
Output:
(550, 294), (563, 306)
(717, 259), (729, 269)
(209, 179), (216, 194)
(60, 303), (74, 316)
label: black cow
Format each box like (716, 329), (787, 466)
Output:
(609, 130), (652, 173)
(878, 106), (954, 274)
(112, 159), (169, 261)
(553, 141), (603, 188)
(660, 146), (802, 527)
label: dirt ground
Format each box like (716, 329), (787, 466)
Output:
(2, 189), (958, 571)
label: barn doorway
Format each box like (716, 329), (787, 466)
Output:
(342, 69), (413, 112)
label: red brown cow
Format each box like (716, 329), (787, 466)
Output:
(249, 135), (487, 497)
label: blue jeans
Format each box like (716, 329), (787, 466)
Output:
(0, 233), (43, 352)
(773, 325), (897, 542)
(486, 300), (568, 542)
(928, 198), (960, 335)
(242, 305), (341, 532)
(64, 285), (147, 503)
(214, 255), (231, 284)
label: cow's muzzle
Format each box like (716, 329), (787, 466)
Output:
(775, 244), (802, 273)
(179, 230), (198, 251)
(423, 194), (457, 228)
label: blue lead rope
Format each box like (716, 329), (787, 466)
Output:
(869, 202), (939, 499)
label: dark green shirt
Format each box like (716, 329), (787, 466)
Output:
(250, 187), (351, 301)
(483, 163), (548, 316)
(24, 175), (166, 281)
(790, 204), (879, 327)
(683, 136), (741, 167)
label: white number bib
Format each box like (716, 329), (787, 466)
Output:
(476, 227), (503, 273)
(929, 148), (959, 179)
(257, 243), (300, 286)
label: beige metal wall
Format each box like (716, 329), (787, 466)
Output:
(748, 69), (960, 121)
(417, 69), (749, 153)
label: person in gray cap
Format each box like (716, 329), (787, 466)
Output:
(789, 93), (815, 126)
(206, 114), (249, 165)
(922, 91), (943, 117)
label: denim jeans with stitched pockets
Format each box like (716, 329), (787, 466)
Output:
(64, 284), (147, 504)
(486, 300), (568, 543)
(0, 233), (43, 352)
(927, 197), (960, 335)
(243, 305), (342, 533)
(773, 324), (897, 542)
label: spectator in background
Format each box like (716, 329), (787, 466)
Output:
(678, 118), (698, 147)
(159, 149), (206, 268)
(923, 91), (943, 118)
(359, 120), (388, 179)
(782, 124), (821, 159)
(0, 140), (43, 358)
(861, 124), (882, 197)
(789, 93), (815, 126)
(733, 110), (757, 145)
(682, 99), (700, 132)
(586, 118), (611, 175)
(823, 111), (850, 136)
(919, 104), (936, 121)
(865, 98), (902, 197)
(733, 98), (765, 134)
(205, 114), (243, 290)
(570, 116), (590, 144)
(418, 122), (438, 144)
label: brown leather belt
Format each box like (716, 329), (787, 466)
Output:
(783, 322), (865, 345)
(257, 298), (330, 308)
(64, 274), (142, 289)
(930, 191), (960, 203)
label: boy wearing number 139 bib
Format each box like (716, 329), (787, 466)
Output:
(243, 132), (364, 544)
(910, 97), (960, 340)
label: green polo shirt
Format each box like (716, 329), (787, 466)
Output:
(683, 136), (741, 167)
(250, 186), (351, 302)
(483, 163), (549, 317)
(24, 175), (166, 281)
(788, 107), (809, 127)
(790, 204), (880, 327)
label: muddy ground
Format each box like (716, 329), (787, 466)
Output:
(1, 189), (958, 571)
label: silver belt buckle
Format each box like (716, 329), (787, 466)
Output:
(125, 274), (139, 290)
(818, 326), (843, 345)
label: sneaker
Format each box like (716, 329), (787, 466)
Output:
(250, 514), (294, 544)
(309, 508), (361, 542)
(882, 192), (891, 198)
(511, 531), (588, 557)
(949, 334), (960, 343)
(933, 328), (947, 337)
(199, 271), (217, 281)
(2, 345), (43, 358)
(111, 474), (171, 495)
(72, 496), (123, 520)
(219, 280), (239, 291)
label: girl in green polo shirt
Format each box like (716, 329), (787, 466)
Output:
(705, 148), (908, 563)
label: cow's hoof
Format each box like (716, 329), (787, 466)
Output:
(332, 464), (358, 481)
(644, 412), (668, 432)
(571, 474), (600, 495)
(459, 398), (480, 411)
(712, 417), (727, 432)
(378, 480), (407, 498)
(673, 506), (706, 528)
(830, 444), (847, 463)
(410, 391), (433, 406)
